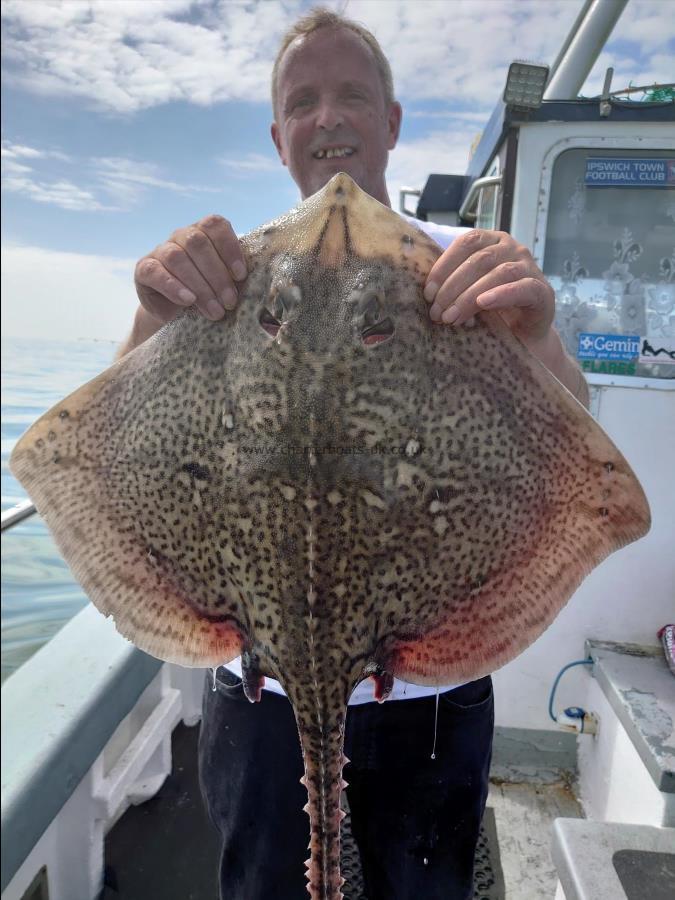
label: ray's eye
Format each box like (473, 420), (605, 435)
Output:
(260, 287), (295, 338)
(362, 319), (394, 346)
(362, 294), (380, 326)
(359, 293), (394, 347)
(260, 308), (282, 337)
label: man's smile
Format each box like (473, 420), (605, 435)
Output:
(312, 146), (355, 159)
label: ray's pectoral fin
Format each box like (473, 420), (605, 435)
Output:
(9, 332), (246, 668)
(380, 399), (650, 689)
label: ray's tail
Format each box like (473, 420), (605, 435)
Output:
(285, 682), (350, 900)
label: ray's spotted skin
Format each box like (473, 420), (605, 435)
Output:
(10, 174), (651, 900)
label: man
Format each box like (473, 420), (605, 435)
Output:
(119, 9), (588, 899)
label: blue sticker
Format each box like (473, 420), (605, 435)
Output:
(577, 333), (640, 361)
(584, 158), (675, 188)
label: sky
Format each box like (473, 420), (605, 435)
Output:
(1, 0), (673, 341)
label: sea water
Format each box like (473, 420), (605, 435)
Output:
(1, 336), (118, 682)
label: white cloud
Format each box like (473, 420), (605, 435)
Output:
(387, 126), (480, 207)
(405, 110), (490, 123)
(0, 0), (291, 113)
(0, 140), (220, 211)
(2, 0), (670, 115)
(2, 174), (118, 211)
(1, 243), (139, 341)
(585, 49), (675, 99)
(351, 0), (673, 106)
(218, 152), (282, 174)
(2, 159), (33, 175)
(2, 143), (44, 159)
(1, 141), (71, 161)
(1, 139), (118, 211)
(93, 156), (222, 206)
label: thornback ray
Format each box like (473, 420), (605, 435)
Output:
(10, 173), (651, 900)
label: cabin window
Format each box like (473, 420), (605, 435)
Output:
(475, 182), (499, 230)
(542, 148), (675, 380)
(475, 161), (501, 230)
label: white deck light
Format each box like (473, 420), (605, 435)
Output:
(503, 61), (550, 110)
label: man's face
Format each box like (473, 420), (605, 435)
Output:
(271, 27), (402, 206)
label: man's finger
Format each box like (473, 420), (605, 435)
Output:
(136, 256), (225, 322)
(424, 230), (501, 302)
(477, 277), (553, 312)
(199, 214), (248, 283)
(135, 257), (196, 307)
(150, 242), (228, 320)
(135, 285), (185, 324)
(170, 228), (239, 310)
(428, 243), (519, 315)
(432, 262), (541, 325)
(475, 277), (555, 339)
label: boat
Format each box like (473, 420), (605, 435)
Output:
(2, 1), (673, 897)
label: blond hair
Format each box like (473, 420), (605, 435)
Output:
(271, 6), (395, 117)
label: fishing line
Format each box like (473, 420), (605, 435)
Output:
(431, 687), (440, 759)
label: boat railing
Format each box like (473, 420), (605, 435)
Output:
(1, 603), (206, 900)
(2, 494), (209, 898)
(1, 499), (37, 532)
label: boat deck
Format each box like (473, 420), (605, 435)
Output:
(489, 780), (582, 898)
(100, 722), (583, 900)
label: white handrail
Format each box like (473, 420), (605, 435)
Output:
(458, 175), (502, 223)
(1, 499), (37, 532)
(399, 186), (421, 216)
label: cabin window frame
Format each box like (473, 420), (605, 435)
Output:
(532, 134), (675, 391)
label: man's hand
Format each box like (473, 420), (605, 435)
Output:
(424, 229), (553, 344)
(134, 214), (247, 324)
(424, 229), (588, 406)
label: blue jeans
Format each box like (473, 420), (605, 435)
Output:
(198, 671), (493, 900)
